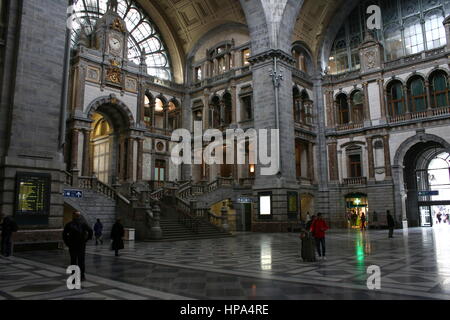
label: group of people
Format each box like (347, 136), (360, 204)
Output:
(300, 210), (396, 262)
(436, 212), (450, 225)
(62, 211), (125, 281)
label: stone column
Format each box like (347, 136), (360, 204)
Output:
(425, 80), (432, 111)
(71, 128), (79, 170)
(403, 85), (410, 113)
(231, 80), (237, 123)
(308, 142), (315, 182)
(383, 135), (392, 178)
(328, 142), (339, 181)
(74, 64), (87, 114)
(136, 137), (144, 181)
(138, 81), (146, 126)
(325, 90), (335, 128)
(225, 54), (230, 72)
(127, 137), (134, 182)
(366, 136), (375, 180)
(378, 78), (387, 122)
(219, 100), (225, 126)
(203, 89), (210, 129)
(82, 129), (91, 176)
(362, 82), (370, 123)
(164, 104), (169, 131)
(347, 95), (353, 124)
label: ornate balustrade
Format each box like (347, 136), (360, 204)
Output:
(343, 177), (367, 185)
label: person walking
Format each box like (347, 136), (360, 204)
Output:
(62, 211), (93, 281)
(310, 213), (329, 260)
(387, 210), (395, 239)
(0, 213), (18, 257)
(94, 219), (104, 245)
(360, 213), (367, 231)
(437, 212), (442, 224)
(111, 219), (124, 257)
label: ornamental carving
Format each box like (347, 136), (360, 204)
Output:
(111, 17), (126, 33)
(365, 50), (377, 69)
(106, 67), (122, 84)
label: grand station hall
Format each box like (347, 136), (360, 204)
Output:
(1, 0), (450, 303)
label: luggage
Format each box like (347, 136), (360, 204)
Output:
(300, 232), (316, 262)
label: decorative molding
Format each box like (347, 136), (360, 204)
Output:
(248, 50), (296, 66)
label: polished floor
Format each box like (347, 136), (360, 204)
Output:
(1, 226), (450, 300)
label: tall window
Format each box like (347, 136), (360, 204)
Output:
(351, 91), (364, 123)
(328, 0), (449, 74)
(430, 71), (450, 108)
(241, 95), (253, 121)
(72, 0), (172, 80)
(336, 93), (349, 125)
(347, 146), (362, 178)
(223, 93), (232, 125)
(210, 96), (221, 128)
(387, 81), (405, 116)
(154, 160), (166, 182)
(408, 76), (428, 112)
(293, 88), (301, 123)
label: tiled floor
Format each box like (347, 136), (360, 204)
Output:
(2, 226), (450, 300)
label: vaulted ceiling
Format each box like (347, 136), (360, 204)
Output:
(136, 0), (349, 78)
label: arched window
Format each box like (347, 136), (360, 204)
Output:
(327, 0), (449, 74)
(387, 81), (405, 117)
(408, 76), (428, 112)
(347, 145), (362, 178)
(72, 0), (172, 80)
(430, 71), (450, 108)
(336, 93), (349, 125)
(351, 91), (364, 124)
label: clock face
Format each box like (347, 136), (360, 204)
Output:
(109, 36), (122, 53)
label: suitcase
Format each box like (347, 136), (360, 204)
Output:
(301, 232), (316, 262)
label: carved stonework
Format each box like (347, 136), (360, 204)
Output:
(359, 32), (384, 73)
(106, 67), (122, 85)
(111, 17), (126, 33)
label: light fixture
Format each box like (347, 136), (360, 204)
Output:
(249, 164), (255, 173)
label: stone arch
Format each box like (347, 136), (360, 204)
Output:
(426, 67), (450, 79)
(86, 94), (135, 128)
(334, 91), (349, 100)
(394, 133), (450, 166)
(384, 77), (406, 90)
(405, 72), (427, 86)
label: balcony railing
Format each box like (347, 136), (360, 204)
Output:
(343, 177), (367, 185)
(336, 122), (364, 131)
(389, 106), (450, 123)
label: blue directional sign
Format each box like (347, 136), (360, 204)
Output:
(237, 196), (253, 204)
(63, 190), (83, 198)
(418, 190), (439, 197)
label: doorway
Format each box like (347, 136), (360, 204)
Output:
(345, 193), (369, 229)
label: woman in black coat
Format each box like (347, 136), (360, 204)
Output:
(110, 219), (125, 256)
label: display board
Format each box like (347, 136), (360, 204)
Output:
(15, 172), (51, 217)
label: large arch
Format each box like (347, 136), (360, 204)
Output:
(86, 95), (136, 129)
(393, 133), (450, 227)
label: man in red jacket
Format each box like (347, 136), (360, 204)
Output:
(310, 212), (329, 260)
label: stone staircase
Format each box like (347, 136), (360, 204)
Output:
(63, 179), (118, 238)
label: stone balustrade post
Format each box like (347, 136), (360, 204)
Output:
(150, 204), (163, 240)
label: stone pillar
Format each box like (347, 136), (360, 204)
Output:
(231, 81), (237, 123)
(71, 128), (79, 170)
(366, 136), (375, 180)
(325, 90), (335, 128)
(328, 142), (339, 181)
(378, 78), (387, 122)
(138, 81), (146, 126)
(127, 137), (134, 182)
(203, 90), (210, 129)
(403, 85), (410, 113)
(150, 204), (163, 240)
(164, 104), (169, 131)
(82, 129), (91, 176)
(383, 135), (392, 178)
(308, 142), (315, 182)
(119, 138), (126, 181)
(136, 137), (144, 181)
(443, 15), (450, 53)
(347, 95), (353, 124)
(225, 54), (230, 72)
(362, 82), (371, 123)
(425, 80), (432, 110)
(73, 63), (87, 114)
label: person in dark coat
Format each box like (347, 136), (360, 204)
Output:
(111, 219), (125, 257)
(94, 219), (104, 245)
(387, 210), (395, 239)
(360, 213), (367, 231)
(0, 213), (18, 257)
(63, 211), (93, 281)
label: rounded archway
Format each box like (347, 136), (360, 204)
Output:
(397, 134), (450, 227)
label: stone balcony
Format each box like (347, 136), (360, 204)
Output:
(343, 177), (367, 185)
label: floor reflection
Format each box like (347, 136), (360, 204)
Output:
(260, 239), (272, 271)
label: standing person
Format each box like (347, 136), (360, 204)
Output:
(447, 214), (450, 225)
(360, 213), (366, 231)
(387, 210), (395, 239)
(437, 212), (442, 224)
(62, 211), (93, 281)
(310, 213), (329, 260)
(111, 219), (124, 257)
(0, 213), (19, 257)
(94, 219), (104, 245)
(306, 212), (311, 223)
